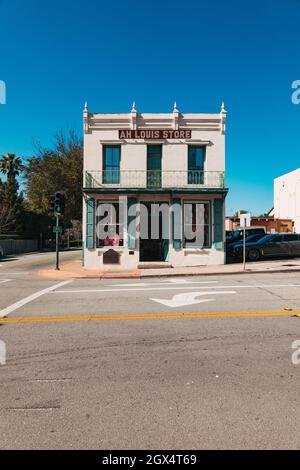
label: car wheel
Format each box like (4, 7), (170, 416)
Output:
(248, 249), (260, 262)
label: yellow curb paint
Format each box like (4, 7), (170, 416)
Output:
(0, 310), (298, 324)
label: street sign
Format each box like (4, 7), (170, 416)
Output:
(53, 226), (63, 234)
(239, 212), (251, 228)
(238, 212), (251, 270)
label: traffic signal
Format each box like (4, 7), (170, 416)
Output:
(50, 192), (66, 215)
(50, 194), (56, 213)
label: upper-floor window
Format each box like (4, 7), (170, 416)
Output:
(188, 146), (205, 184)
(103, 145), (120, 184)
(147, 145), (162, 188)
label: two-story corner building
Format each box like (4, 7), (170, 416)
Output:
(82, 102), (228, 271)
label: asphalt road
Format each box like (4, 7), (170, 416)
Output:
(0, 251), (300, 449)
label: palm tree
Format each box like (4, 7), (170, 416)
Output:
(0, 153), (24, 179)
(0, 154), (25, 233)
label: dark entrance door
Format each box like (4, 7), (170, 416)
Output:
(139, 202), (169, 262)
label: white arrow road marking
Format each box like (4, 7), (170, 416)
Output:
(150, 291), (237, 308)
(0, 279), (12, 285)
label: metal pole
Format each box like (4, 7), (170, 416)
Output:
(56, 214), (60, 270)
(243, 225), (246, 271)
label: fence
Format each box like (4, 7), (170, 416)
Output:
(85, 170), (225, 189)
(0, 239), (38, 255)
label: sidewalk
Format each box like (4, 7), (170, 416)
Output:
(36, 257), (300, 280)
(140, 258), (300, 277)
(37, 259), (141, 280)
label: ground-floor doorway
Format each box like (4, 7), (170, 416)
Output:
(139, 201), (169, 262)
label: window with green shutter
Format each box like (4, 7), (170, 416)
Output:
(188, 146), (205, 184)
(103, 146), (121, 184)
(147, 145), (162, 188)
(214, 199), (224, 250)
(127, 198), (137, 249)
(86, 198), (95, 249)
(172, 198), (182, 249)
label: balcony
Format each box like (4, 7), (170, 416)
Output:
(84, 170), (225, 190)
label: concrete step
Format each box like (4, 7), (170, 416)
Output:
(138, 262), (173, 269)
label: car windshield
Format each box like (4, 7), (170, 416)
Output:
(245, 234), (263, 242)
(233, 234), (272, 245)
(256, 234), (274, 243)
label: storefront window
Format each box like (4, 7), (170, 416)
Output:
(103, 146), (120, 184)
(96, 201), (124, 247)
(183, 201), (210, 247)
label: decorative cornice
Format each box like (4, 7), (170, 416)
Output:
(85, 111), (224, 133)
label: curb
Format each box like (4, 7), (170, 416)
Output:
(140, 267), (300, 278)
(35, 266), (300, 280)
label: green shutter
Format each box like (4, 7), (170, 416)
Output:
(86, 198), (95, 249)
(85, 171), (92, 187)
(172, 198), (182, 249)
(214, 199), (224, 250)
(127, 197), (137, 249)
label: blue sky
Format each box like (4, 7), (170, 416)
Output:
(0, 0), (300, 215)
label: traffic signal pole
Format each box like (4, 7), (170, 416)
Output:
(50, 192), (66, 271)
(56, 214), (60, 270)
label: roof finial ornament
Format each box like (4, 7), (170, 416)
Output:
(220, 101), (227, 135)
(131, 101), (137, 113)
(173, 101), (179, 113)
(83, 101), (89, 134)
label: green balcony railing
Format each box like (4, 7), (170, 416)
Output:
(84, 170), (225, 189)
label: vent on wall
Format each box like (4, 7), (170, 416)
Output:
(103, 249), (120, 265)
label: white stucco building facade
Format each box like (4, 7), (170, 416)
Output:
(274, 168), (300, 233)
(82, 102), (228, 271)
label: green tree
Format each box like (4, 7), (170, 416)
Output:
(25, 131), (83, 225)
(0, 153), (25, 233)
(233, 209), (249, 217)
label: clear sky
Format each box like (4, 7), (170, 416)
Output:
(0, 0), (300, 215)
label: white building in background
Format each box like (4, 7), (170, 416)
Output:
(82, 102), (228, 271)
(274, 168), (300, 233)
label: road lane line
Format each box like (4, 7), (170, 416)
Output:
(53, 283), (300, 294)
(0, 310), (298, 324)
(0, 280), (72, 318)
(110, 280), (218, 287)
(0, 272), (30, 275)
(0, 279), (12, 285)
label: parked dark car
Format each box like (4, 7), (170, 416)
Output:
(228, 233), (267, 256)
(226, 227), (266, 251)
(0, 245), (3, 258)
(232, 233), (300, 261)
